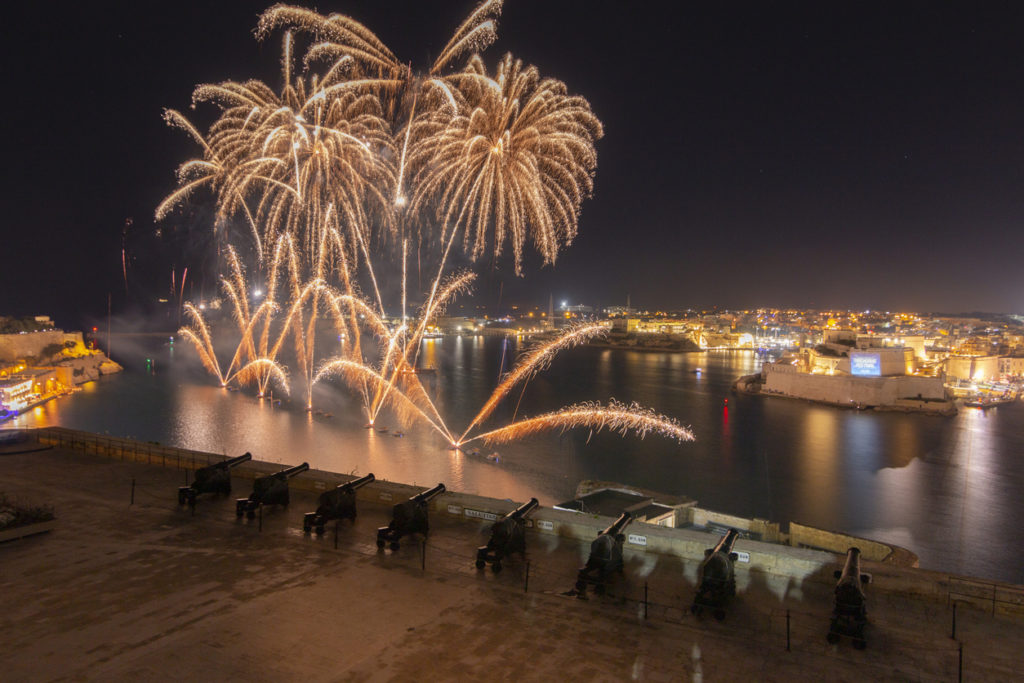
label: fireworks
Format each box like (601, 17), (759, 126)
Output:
(464, 400), (695, 446)
(164, 2), (689, 460)
(459, 323), (607, 442)
(408, 53), (602, 274)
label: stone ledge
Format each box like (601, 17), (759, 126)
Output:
(0, 519), (56, 543)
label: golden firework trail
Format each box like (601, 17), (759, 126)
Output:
(458, 322), (607, 442)
(315, 359), (452, 441)
(463, 400), (695, 446)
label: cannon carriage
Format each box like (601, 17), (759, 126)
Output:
(691, 529), (740, 620)
(475, 497), (539, 572)
(303, 473), (375, 534)
(235, 462), (309, 519)
(376, 483), (446, 551)
(827, 547), (870, 648)
(574, 512), (632, 597)
(178, 452), (252, 508)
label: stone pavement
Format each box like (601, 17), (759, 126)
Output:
(1, 447), (1020, 681)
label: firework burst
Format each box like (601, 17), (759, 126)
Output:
(464, 400), (695, 446)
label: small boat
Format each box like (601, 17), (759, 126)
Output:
(364, 423), (374, 429)
(486, 452), (501, 463)
(377, 427), (389, 433)
(393, 431), (405, 438)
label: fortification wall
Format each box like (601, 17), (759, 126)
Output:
(31, 424), (1015, 612)
(0, 331), (73, 362)
(763, 371), (945, 406)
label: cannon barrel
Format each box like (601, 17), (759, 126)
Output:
(837, 547), (862, 584)
(508, 497), (540, 521)
(600, 512), (632, 538)
(214, 451), (253, 470)
(339, 472), (375, 492)
(275, 462), (310, 479)
(710, 528), (739, 557)
(410, 483), (446, 504)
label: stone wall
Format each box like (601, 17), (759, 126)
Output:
(0, 331), (70, 362)
(763, 368), (945, 406)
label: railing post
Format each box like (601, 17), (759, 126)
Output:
(786, 609), (791, 651)
(524, 561), (530, 593)
(643, 582), (648, 620)
(951, 602), (957, 639)
(130, 478), (135, 505)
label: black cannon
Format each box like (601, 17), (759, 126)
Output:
(691, 529), (740, 620)
(235, 462), (309, 519)
(178, 452), (252, 508)
(376, 483), (446, 551)
(303, 473), (375, 534)
(575, 512), (632, 597)
(475, 497), (539, 572)
(827, 547), (870, 648)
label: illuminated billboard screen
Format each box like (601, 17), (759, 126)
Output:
(850, 352), (881, 377)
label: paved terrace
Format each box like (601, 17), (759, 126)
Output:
(1, 444), (1022, 681)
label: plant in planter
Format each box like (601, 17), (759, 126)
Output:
(0, 492), (55, 531)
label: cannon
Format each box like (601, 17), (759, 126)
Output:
(303, 473), (375, 534)
(178, 452), (252, 508)
(235, 462), (309, 519)
(376, 483), (446, 551)
(574, 512), (632, 597)
(691, 529), (739, 620)
(827, 547), (870, 648)
(475, 497), (539, 572)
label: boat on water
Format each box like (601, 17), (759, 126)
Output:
(964, 393), (1018, 409)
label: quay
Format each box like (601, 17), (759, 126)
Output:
(2, 429), (1023, 680)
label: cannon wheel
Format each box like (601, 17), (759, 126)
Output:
(315, 525), (325, 535)
(475, 559), (486, 570)
(491, 560), (502, 574)
(376, 537), (386, 549)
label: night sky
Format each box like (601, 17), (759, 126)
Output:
(4, 1), (1024, 329)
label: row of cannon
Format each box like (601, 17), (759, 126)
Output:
(176, 454), (869, 648)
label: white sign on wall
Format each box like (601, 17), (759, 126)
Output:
(735, 551), (750, 563)
(537, 520), (554, 531)
(379, 492), (393, 501)
(447, 504), (463, 515)
(627, 534), (647, 546)
(464, 508), (498, 521)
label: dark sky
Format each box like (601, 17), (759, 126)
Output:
(4, 1), (1024, 329)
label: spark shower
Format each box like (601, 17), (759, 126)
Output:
(160, 1), (692, 450)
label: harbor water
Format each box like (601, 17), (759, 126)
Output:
(5, 335), (1024, 584)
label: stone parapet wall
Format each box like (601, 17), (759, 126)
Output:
(29, 426), (1024, 607)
